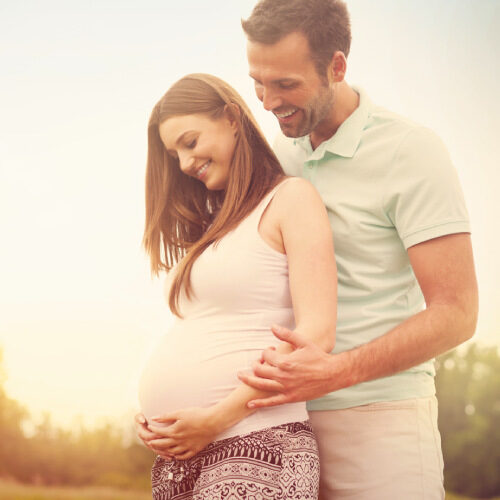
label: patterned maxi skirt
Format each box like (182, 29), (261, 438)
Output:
(151, 420), (319, 499)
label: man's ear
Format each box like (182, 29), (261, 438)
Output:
(328, 51), (347, 84)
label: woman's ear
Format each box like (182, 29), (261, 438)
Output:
(224, 103), (241, 133)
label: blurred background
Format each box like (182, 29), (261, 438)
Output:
(1, 0), (499, 498)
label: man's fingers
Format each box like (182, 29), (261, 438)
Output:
(237, 371), (284, 392)
(175, 450), (195, 460)
(259, 349), (297, 371)
(271, 324), (308, 349)
(248, 393), (292, 409)
(252, 358), (288, 379)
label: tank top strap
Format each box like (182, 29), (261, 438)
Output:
(246, 177), (294, 229)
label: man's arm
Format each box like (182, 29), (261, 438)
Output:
(239, 232), (478, 407)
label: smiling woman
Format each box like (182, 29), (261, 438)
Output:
(136, 73), (337, 499)
(159, 112), (237, 190)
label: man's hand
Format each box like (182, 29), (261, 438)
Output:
(147, 406), (221, 460)
(238, 325), (338, 408)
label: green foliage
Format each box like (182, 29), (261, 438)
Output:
(2, 344), (500, 497)
(0, 350), (31, 479)
(436, 344), (500, 498)
(0, 348), (154, 489)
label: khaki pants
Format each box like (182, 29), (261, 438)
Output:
(308, 396), (445, 500)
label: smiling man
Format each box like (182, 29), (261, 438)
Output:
(238, 1), (478, 499)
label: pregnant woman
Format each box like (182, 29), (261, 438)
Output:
(136, 73), (336, 499)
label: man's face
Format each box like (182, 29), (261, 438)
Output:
(247, 31), (334, 138)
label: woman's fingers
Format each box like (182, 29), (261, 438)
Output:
(138, 428), (158, 443)
(237, 370), (285, 392)
(152, 439), (197, 460)
(149, 437), (177, 450)
(134, 417), (161, 445)
(175, 450), (195, 460)
(150, 412), (179, 424)
(168, 445), (188, 455)
(147, 424), (177, 438)
(134, 413), (147, 425)
(149, 439), (181, 456)
(248, 392), (291, 409)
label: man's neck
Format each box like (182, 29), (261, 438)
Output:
(310, 82), (360, 150)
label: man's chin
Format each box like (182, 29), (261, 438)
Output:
(278, 123), (300, 138)
(278, 119), (311, 139)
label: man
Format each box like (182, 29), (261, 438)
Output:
(238, 0), (478, 498)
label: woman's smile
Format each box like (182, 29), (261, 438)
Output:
(195, 160), (211, 179)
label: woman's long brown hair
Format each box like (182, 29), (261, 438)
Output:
(143, 73), (285, 316)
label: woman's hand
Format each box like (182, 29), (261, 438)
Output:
(134, 413), (174, 460)
(147, 406), (221, 460)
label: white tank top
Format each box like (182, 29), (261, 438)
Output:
(138, 179), (307, 439)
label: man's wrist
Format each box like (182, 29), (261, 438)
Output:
(328, 349), (359, 393)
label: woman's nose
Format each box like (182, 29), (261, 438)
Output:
(178, 151), (194, 174)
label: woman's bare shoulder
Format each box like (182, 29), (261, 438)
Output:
(274, 176), (325, 214)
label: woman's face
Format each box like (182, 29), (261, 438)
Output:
(159, 112), (238, 191)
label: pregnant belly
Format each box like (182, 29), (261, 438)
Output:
(138, 324), (260, 419)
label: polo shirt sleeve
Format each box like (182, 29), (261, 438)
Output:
(383, 126), (471, 249)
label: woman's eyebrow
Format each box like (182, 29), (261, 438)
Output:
(174, 131), (195, 146)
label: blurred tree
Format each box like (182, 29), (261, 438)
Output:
(0, 348), (30, 479)
(2, 342), (500, 495)
(436, 343), (500, 498)
(0, 346), (154, 488)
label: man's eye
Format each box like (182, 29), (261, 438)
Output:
(279, 82), (296, 90)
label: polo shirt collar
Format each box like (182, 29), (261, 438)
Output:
(293, 86), (373, 160)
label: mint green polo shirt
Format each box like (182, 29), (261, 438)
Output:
(273, 87), (471, 410)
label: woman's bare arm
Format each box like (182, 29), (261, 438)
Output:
(141, 178), (337, 459)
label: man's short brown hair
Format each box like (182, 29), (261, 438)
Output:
(242, 0), (351, 79)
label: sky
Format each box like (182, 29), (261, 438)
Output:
(1, 0), (499, 428)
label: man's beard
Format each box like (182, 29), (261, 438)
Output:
(280, 85), (334, 138)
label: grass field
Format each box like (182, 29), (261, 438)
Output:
(1, 480), (498, 500)
(0, 480), (151, 500)
(446, 494), (500, 500)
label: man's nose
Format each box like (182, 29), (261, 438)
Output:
(261, 88), (282, 111)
